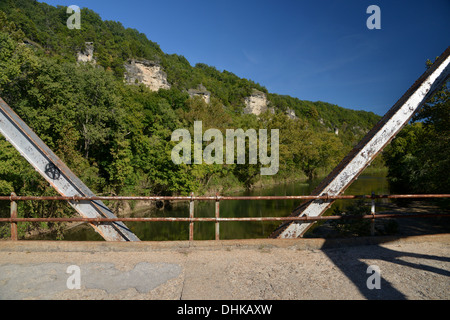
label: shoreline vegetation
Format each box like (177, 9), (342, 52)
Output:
(21, 167), (388, 240)
(117, 166), (387, 215)
(26, 166), (450, 241)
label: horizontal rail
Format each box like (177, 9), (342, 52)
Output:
(0, 213), (448, 223)
(0, 194), (449, 201)
(3, 193), (448, 241)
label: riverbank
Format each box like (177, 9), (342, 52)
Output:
(114, 170), (311, 216)
(120, 166), (388, 216)
(15, 167), (389, 241)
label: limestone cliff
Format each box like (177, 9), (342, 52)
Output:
(285, 107), (297, 119)
(243, 89), (268, 116)
(124, 59), (171, 91)
(188, 84), (211, 104)
(77, 42), (95, 63)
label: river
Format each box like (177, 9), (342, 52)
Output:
(51, 170), (390, 241)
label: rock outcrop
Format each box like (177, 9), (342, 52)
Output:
(77, 42), (95, 63)
(243, 89), (268, 116)
(124, 59), (171, 91)
(188, 84), (211, 104)
(243, 90), (295, 118)
(285, 107), (297, 119)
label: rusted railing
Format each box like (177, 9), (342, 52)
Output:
(0, 193), (448, 241)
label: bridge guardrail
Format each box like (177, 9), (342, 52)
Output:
(1, 193), (448, 241)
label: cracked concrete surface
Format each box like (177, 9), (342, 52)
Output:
(0, 262), (182, 299)
(0, 235), (449, 300)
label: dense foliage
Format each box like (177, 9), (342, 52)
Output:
(0, 1), (382, 238)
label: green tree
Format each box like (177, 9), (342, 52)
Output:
(296, 130), (344, 180)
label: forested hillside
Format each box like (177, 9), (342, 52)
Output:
(0, 0), (383, 237)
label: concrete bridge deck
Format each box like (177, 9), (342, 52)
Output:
(0, 234), (449, 300)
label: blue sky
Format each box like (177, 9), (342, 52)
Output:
(39, 0), (449, 116)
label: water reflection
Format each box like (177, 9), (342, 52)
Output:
(57, 171), (389, 241)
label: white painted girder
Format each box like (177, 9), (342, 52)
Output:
(0, 98), (140, 241)
(272, 47), (450, 238)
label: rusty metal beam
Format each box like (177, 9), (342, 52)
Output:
(1, 194), (448, 201)
(189, 192), (194, 241)
(215, 195), (220, 240)
(10, 192), (17, 241)
(270, 46), (450, 239)
(0, 98), (140, 241)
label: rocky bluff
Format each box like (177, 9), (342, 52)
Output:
(124, 59), (171, 91)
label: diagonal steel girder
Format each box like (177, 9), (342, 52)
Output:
(0, 98), (140, 241)
(270, 46), (450, 239)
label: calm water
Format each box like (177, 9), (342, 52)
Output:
(53, 171), (390, 241)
